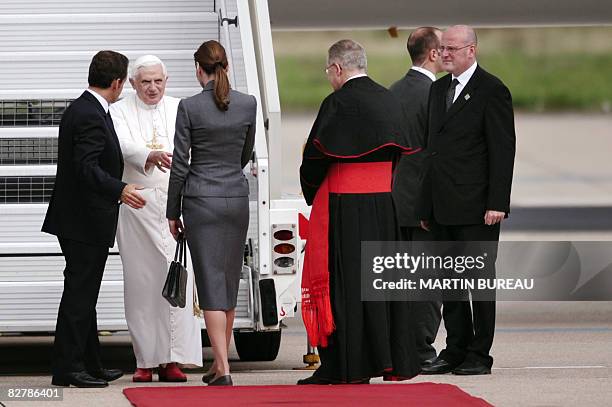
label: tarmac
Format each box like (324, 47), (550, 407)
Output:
(1, 303), (611, 406)
(1, 113), (611, 406)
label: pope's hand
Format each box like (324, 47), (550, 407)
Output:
(121, 184), (146, 209)
(147, 150), (173, 173)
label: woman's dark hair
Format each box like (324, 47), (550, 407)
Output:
(194, 40), (230, 111)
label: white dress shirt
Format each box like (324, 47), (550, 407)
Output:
(86, 88), (109, 113)
(345, 73), (368, 83)
(410, 66), (436, 82)
(451, 61), (478, 103)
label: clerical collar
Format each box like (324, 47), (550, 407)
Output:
(452, 61), (478, 86)
(410, 66), (436, 82)
(135, 94), (160, 110)
(86, 88), (109, 113)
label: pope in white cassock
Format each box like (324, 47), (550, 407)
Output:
(110, 55), (202, 382)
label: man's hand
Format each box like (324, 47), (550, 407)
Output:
(120, 184), (146, 209)
(168, 218), (184, 240)
(484, 210), (505, 225)
(147, 150), (173, 173)
(420, 220), (430, 231)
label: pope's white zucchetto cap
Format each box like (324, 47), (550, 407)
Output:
(129, 55), (167, 79)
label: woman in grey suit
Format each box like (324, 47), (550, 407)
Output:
(166, 40), (256, 386)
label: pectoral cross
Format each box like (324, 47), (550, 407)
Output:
(146, 127), (164, 150)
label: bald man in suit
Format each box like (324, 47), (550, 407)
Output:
(418, 25), (516, 376)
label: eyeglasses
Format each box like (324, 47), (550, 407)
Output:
(439, 43), (474, 54)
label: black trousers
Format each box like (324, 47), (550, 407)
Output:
(400, 226), (442, 362)
(429, 222), (500, 368)
(52, 237), (108, 375)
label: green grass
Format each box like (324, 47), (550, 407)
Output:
(275, 53), (612, 112)
(479, 52), (612, 111)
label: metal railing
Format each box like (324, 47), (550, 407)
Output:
(0, 176), (55, 203)
(0, 138), (58, 165)
(0, 100), (72, 127)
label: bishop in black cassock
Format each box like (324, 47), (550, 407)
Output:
(298, 39), (422, 384)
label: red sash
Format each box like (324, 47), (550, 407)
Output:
(301, 162), (393, 347)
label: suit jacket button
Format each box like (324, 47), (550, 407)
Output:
(431, 151), (438, 156)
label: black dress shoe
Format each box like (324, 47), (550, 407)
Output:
(89, 368), (123, 382)
(202, 371), (215, 384)
(52, 371), (108, 388)
(297, 375), (332, 385)
(208, 375), (233, 386)
(420, 357), (457, 375)
(452, 360), (491, 375)
(421, 357), (437, 368)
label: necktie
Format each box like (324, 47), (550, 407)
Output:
(104, 111), (119, 141)
(103, 111), (111, 127)
(104, 111), (117, 135)
(446, 78), (460, 111)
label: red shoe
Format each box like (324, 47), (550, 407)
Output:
(132, 368), (153, 382)
(158, 363), (187, 382)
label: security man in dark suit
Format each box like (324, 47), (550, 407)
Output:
(418, 26), (516, 376)
(42, 51), (146, 387)
(389, 27), (444, 367)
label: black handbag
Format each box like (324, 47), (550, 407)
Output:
(162, 232), (188, 308)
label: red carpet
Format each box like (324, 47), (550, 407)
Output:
(123, 383), (492, 406)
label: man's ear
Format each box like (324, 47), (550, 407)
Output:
(429, 48), (438, 62)
(111, 78), (123, 91)
(468, 45), (477, 59)
(129, 78), (135, 88)
(335, 63), (343, 77)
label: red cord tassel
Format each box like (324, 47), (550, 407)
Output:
(301, 173), (335, 348)
(302, 288), (335, 347)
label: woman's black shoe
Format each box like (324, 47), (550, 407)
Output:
(208, 375), (233, 386)
(202, 371), (215, 384)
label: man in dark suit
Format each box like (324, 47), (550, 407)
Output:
(418, 26), (516, 375)
(42, 51), (146, 387)
(390, 27), (444, 367)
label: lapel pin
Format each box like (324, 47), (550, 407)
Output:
(464, 94), (471, 101)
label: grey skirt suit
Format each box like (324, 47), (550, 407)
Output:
(167, 81), (256, 310)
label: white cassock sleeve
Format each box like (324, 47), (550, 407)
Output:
(110, 103), (154, 176)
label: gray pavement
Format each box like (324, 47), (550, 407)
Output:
(1, 303), (612, 406)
